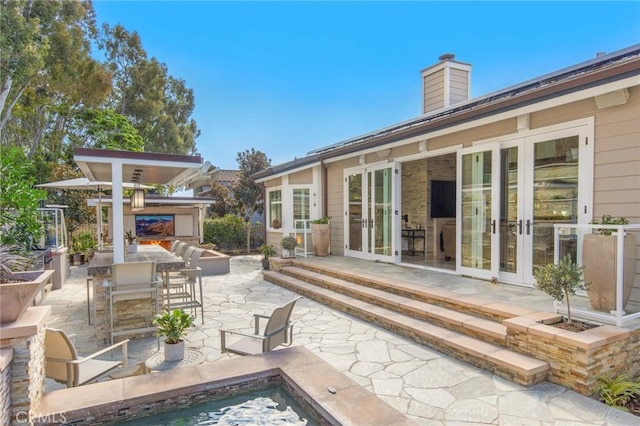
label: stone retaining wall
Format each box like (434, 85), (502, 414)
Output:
(504, 315), (639, 395)
(1, 349), (12, 426)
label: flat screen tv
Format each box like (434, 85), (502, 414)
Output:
(430, 180), (456, 218)
(135, 214), (175, 237)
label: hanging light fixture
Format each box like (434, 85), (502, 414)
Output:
(130, 169), (145, 211)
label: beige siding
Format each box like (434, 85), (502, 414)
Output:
(423, 69), (445, 113)
(289, 168), (313, 185)
(326, 159), (357, 255)
(264, 177), (282, 188)
(428, 118), (517, 150)
(591, 87), (640, 223)
(266, 231), (283, 256)
(450, 68), (469, 105)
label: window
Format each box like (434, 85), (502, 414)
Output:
(293, 188), (310, 230)
(269, 190), (282, 229)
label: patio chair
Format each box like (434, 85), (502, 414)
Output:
(44, 328), (128, 388)
(220, 296), (302, 355)
(164, 248), (204, 323)
(108, 261), (162, 345)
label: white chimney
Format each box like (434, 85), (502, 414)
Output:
(421, 53), (472, 114)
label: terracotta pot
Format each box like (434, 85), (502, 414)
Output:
(312, 223), (330, 257)
(164, 340), (185, 361)
(582, 233), (636, 312)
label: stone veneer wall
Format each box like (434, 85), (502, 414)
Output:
(2, 326), (47, 424)
(505, 316), (640, 395)
(1, 350), (12, 426)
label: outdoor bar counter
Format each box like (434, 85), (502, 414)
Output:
(88, 245), (185, 343)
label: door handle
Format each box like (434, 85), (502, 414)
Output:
(518, 219), (523, 235)
(526, 219), (531, 235)
(362, 218), (368, 228)
(369, 218), (374, 229)
(491, 219), (496, 234)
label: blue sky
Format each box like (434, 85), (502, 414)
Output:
(92, 1), (640, 171)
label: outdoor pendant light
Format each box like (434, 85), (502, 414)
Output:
(130, 169), (145, 211)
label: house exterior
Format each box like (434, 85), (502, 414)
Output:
(253, 45), (640, 304)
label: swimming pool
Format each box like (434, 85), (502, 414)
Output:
(117, 385), (320, 425)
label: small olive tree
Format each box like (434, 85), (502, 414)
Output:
(534, 254), (586, 324)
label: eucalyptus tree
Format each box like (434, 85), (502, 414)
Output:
(0, 0), (109, 159)
(99, 23), (199, 155)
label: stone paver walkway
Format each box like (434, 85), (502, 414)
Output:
(41, 256), (638, 425)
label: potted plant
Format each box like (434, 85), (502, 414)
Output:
(280, 235), (297, 259)
(77, 232), (97, 262)
(260, 244), (276, 269)
(153, 308), (195, 361)
(0, 245), (54, 323)
(69, 237), (85, 266)
(311, 217), (331, 257)
(124, 230), (137, 254)
(582, 215), (636, 312)
(271, 219), (282, 229)
(534, 254), (586, 325)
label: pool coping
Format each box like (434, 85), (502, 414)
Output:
(34, 346), (416, 425)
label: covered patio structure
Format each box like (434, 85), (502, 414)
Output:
(73, 148), (213, 263)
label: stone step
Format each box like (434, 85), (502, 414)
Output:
(286, 259), (536, 321)
(282, 265), (507, 346)
(263, 270), (549, 387)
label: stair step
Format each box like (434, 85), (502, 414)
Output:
(283, 266), (507, 345)
(288, 260), (535, 321)
(264, 270), (548, 387)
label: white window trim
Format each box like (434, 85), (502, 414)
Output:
(266, 186), (283, 233)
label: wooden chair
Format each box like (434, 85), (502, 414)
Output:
(45, 328), (128, 388)
(220, 296), (302, 355)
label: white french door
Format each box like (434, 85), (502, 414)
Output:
(458, 124), (591, 286)
(344, 163), (397, 263)
(457, 144), (501, 280)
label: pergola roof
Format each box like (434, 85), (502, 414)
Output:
(73, 148), (208, 187)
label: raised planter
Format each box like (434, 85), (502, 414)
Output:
(0, 269), (54, 323)
(198, 250), (230, 275)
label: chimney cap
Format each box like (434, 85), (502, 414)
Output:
(439, 53), (455, 61)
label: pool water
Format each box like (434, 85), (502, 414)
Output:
(119, 385), (319, 425)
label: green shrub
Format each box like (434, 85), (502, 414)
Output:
(203, 215), (247, 250)
(595, 374), (640, 411)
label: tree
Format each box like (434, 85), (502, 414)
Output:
(533, 254), (586, 324)
(99, 24), (200, 155)
(0, 0), (108, 158)
(68, 108), (144, 152)
(206, 183), (235, 218)
(0, 147), (46, 250)
(234, 149), (270, 253)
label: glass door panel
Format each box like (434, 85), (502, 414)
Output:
(461, 151), (492, 270)
(373, 168), (393, 256)
(344, 165), (396, 262)
(530, 136), (579, 272)
(500, 147), (519, 274)
(347, 173), (363, 252)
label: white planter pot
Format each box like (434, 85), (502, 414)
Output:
(164, 340), (185, 361)
(127, 243), (137, 254)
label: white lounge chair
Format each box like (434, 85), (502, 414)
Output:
(220, 296), (302, 355)
(44, 328), (128, 388)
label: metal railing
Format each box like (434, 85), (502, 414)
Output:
(293, 220), (312, 258)
(552, 223), (640, 326)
